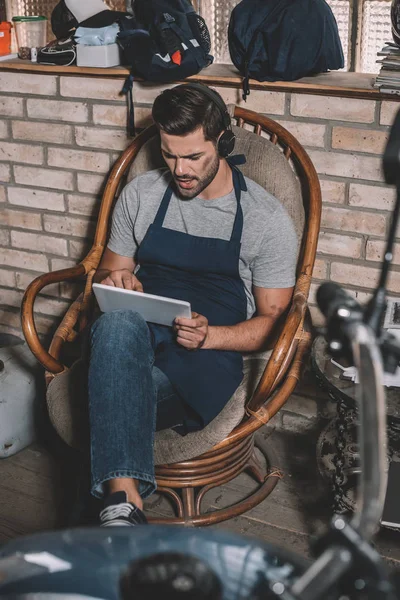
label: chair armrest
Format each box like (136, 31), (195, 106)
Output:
(246, 276), (309, 412)
(21, 264), (86, 374)
(214, 326), (312, 451)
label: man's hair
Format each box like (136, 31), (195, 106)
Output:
(152, 85), (226, 143)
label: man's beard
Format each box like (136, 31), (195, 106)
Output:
(173, 155), (220, 200)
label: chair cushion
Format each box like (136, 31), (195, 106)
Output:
(46, 351), (271, 464)
(153, 351), (271, 464)
(127, 118), (304, 243)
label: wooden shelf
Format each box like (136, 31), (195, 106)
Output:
(0, 58), (399, 101)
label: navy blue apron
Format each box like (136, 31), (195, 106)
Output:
(137, 159), (248, 433)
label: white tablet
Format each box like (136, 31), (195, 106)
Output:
(92, 283), (191, 327)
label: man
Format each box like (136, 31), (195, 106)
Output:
(89, 83), (297, 527)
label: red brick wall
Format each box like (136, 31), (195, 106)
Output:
(0, 70), (399, 338)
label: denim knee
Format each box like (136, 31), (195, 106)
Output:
(90, 310), (151, 349)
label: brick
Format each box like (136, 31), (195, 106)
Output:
(132, 81), (176, 104)
(0, 287), (23, 308)
(44, 214), (95, 238)
(308, 281), (320, 306)
(348, 183), (396, 211)
(14, 166), (74, 191)
(331, 262), (400, 294)
(34, 296), (70, 318)
(93, 104), (127, 127)
(344, 288), (372, 304)
(0, 248), (48, 272)
(12, 120), (73, 145)
(317, 231), (362, 258)
(308, 150), (384, 182)
(0, 308), (23, 331)
(0, 229), (10, 246)
(61, 77), (126, 101)
(320, 179), (346, 204)
(0, 72), (57, 96)
(60, 280), (84, 300)
(27, 99), (89, 123)
(75, 126), (130, 151)
(11, 230), (68, 256)
(67, 194), (100, 217)
(276, 119), (326, 147)
(0, 185), (5, 203)
(8, 187), (65, 211)
(321, 206), (386, 236)
(0, 164), (11, 183)
(366, 240), (400, 264)
(69, 239), (91, 259)
(0, 207), (42, 231)
(0, 97), (23, 117)
(34, 315), (59, 336)
(0, 307), (57, 336)
(77, 173), (105, 195)
(136, 107), (155, 130)
(392, 215), (400, 240)
(215, 87), (285, 115)
(93, 104), (153, 129)
(0, 228), (10, 245)
(51, 258), (79, 271)
(0, 268), (16, 287)
(0, 142), (43, 165)
(0, 119), (8, 139)
(309, 304), (325, 327)
(312, 258), (328, 280)
(291, 94), (375, 123)
(380, 101), (400, 126)
(0, 324), (24, 339)
(331, 126), (388, 154)
(48, 148), (109, 173)
(16, 271), (60, 298)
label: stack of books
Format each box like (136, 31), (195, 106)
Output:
(374, 42), (400, 95)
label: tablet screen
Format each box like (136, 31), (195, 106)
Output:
(92, 283), (191, 327)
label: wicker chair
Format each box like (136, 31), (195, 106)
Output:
(21, 106), (321, 526)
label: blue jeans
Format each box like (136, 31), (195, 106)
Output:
(88, 310), (183, 500)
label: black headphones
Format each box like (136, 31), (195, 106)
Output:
(180, 82), (236, 158)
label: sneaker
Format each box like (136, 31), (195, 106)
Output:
(99, 491), (148, 527)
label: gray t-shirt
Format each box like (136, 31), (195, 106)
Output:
(108, 168), (297, 318)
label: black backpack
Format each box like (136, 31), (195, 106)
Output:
(118, 0), (213, 134)
(228, 0), (344, 100)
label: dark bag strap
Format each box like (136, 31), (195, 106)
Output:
(122, 74), (136, 137)
(118, 27), (151, 136)
(236, 2), (284, 100)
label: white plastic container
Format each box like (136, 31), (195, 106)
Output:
(12, 16), (47, 59)
(0, 335), (42, 458)
(76, 43), (121, 68)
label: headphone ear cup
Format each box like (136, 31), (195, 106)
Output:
(218, 130), (236, 158)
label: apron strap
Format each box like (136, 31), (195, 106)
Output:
(153, 182), (174, 227)
(227, 155), (247, 244)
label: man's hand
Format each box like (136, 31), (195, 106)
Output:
(100, 268), (143, 292)
(174, 312), (209, 350)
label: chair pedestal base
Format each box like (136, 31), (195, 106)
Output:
(149, 434), (281, 526)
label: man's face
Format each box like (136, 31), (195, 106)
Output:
(160, 127), (220, 199)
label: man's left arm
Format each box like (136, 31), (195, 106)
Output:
(175, 285), (293, 352)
